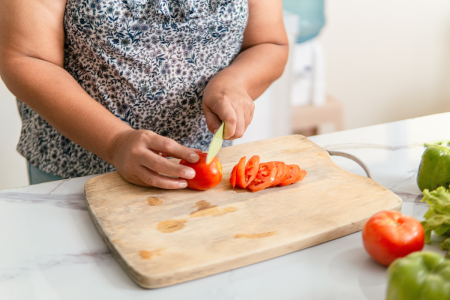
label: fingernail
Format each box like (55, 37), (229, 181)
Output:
(185, 169), (195, 179)
(178, 181), (188, 188)
(190, 153), (199, 162)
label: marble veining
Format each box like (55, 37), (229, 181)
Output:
(0, 251), (110, 282)
(0, 192), (86, 210)
(393, 192), (424, 204)
(385, 169), (419, 190)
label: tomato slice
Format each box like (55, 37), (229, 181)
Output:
(280, 163), (291, 182)
(278, 165), (301, 186)
(295, 169), (307, 183)
(247, 163), (277, 192)
(244, 155), (260, 187)
(271, 161), (287, 186)
(235, 156), (247, 188)
(230, 165), (237, 188)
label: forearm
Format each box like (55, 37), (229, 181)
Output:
(218, 43), (289, 100)
(0, 53), (131, 164)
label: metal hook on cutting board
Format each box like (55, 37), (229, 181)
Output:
(327, 150), (372, 179)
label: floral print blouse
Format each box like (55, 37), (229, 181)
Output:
(16, 0), (248, 178)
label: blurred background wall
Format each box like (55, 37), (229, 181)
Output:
(1, 0), (450, 190)
(317, 0), (450, 129)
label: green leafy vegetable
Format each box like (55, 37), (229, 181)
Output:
(442, 238), (450, 252)
(421, 186), (450, 252)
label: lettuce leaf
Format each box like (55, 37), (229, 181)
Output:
(441, 237), (450, 252)
(421, 187), (450, 249)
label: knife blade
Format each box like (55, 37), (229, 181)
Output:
(206, 121), (225, 165)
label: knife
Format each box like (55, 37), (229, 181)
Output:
(206, 121), (225, 165)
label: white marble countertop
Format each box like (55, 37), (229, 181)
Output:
(1, 113), (448, 300)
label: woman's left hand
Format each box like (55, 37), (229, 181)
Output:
(202, 74), (255, 140)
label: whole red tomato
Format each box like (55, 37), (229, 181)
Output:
(179, 153), (222, 191)
(362, 210), (424, 266)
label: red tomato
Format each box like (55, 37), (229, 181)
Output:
(278, 165), (301, 186)
(180, 153), (222, 191)
(230, 165), (237, 188)
(362, 210), (425, 266)
(244, 155), (260, 187)
(247, 163), (277, 192)
(235, 156), (247, 189)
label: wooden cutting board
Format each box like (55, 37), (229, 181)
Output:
(84, 135), (401, 289)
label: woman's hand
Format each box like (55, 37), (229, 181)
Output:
(202, 0), (288, 140)
(110, 129), (201, 189)
(202, 75), (255, 140)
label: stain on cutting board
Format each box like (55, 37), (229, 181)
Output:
(191, 200), (217, 211)
(139, 249), (163, 260)
(156, 219), (187, 233)
(234, 231), (276, 239)
(189, 200), (237, 218)
(147, 197), (163, 206)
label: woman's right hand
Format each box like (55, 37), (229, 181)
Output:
(110, 129), (201, 189)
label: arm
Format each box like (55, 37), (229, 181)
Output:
(0, 0), (199, 188)
(203, 0), (289, 139)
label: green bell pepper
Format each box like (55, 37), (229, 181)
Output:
(417, 140), (450, 192)
(386, 251), (450, 300)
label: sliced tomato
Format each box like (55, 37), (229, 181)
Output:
(280, 163), (291, 182)
(247, 163), (277, 192)
(244, 155), (260, 188)
(271, 161), (287, 186)
(235, 156), (247, 188)
(270, 162), (279, 184)
(295, 169), (307, 183)
(230, 165), (237, 188)
(278, 165), (301, 186)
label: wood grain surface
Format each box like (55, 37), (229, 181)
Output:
(84, 135), (402, 288)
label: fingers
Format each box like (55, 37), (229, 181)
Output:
(235, 97), (254, 139)
(203, 103), (223, 135)
(124, 166), (189, 189)
(138, 149), (196, 180)
(112, 129), (205, 189)
(234, 98), (255, 140)
(147, 133), (199, 163)
(213, 97), (254, 140)
(245, 99), (255, 129)
(214, 100), (238, 139)
(228, 105), (245, 140)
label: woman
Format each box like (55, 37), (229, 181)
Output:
(0, 0), (288, 188)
